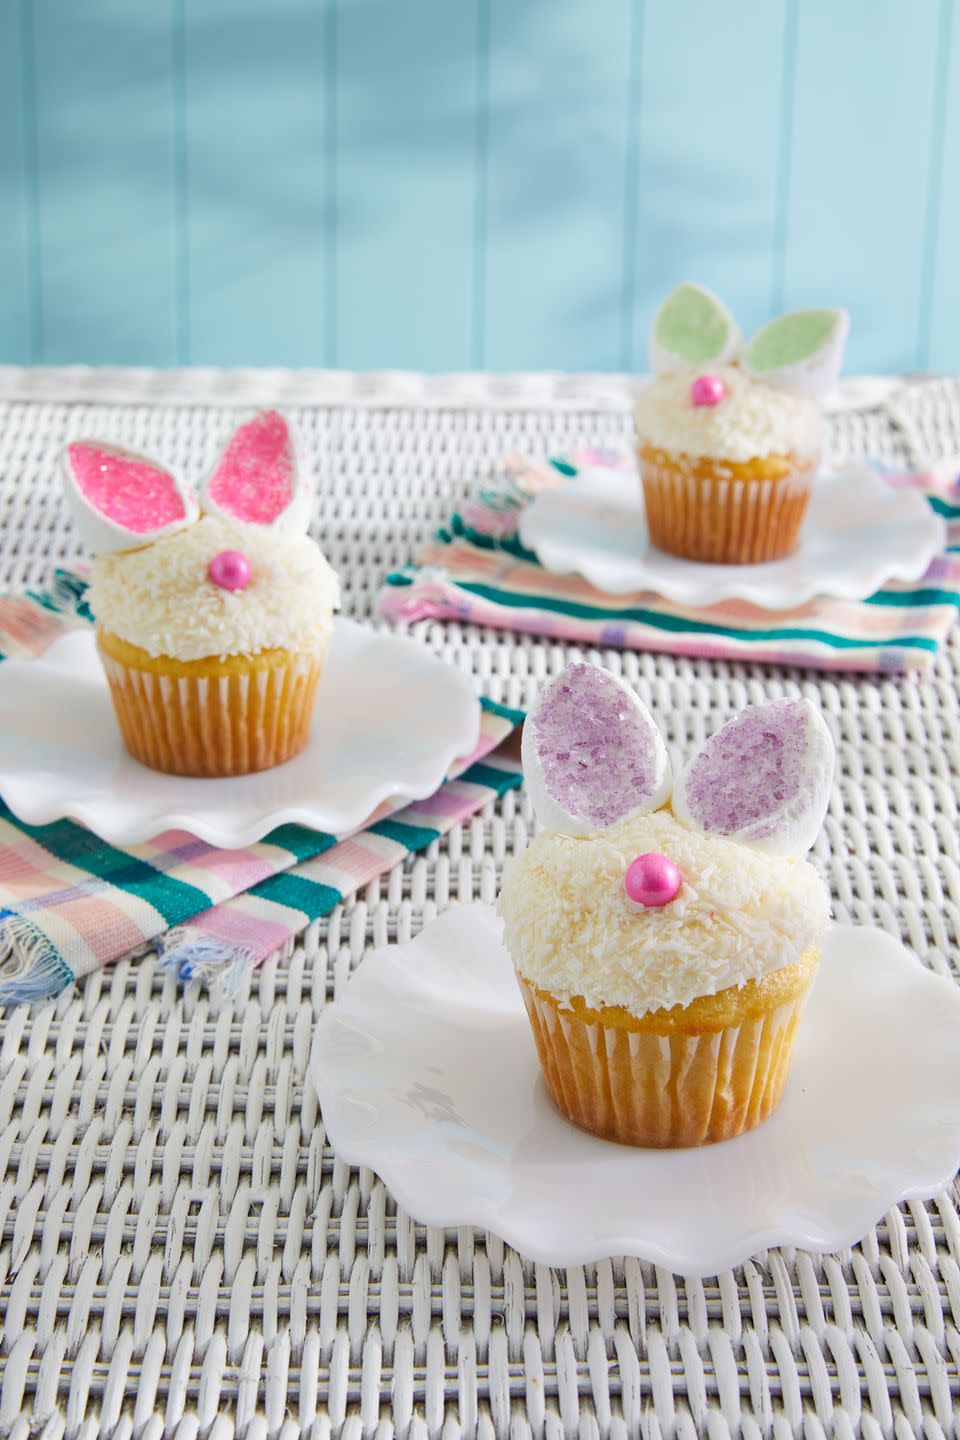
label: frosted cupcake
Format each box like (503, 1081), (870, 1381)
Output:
(64, 411), (340, 777)
(498, 663), (834, 1147)
(637, 284), (849, 564)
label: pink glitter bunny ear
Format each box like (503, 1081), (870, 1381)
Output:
(521, 662), (672, 837)
(63, 441), (198, 555)
(200, 411), (311, 532)
(673, 698), (834, 856)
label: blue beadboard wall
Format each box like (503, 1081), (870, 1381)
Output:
(0, 0), (956, 373)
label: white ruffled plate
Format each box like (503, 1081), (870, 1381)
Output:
(517, 459), (945, 607)
(0, 622), (480, 847)
(310, 903), (960, 1275)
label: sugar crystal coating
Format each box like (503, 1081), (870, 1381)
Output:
(532, 664), (657, 829)
(682, 700), (809, 837)
(67, 443), (188, 533)
(207, 411), (296, 526)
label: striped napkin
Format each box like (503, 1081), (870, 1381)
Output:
(379, 449), (960, 672)
(0, 573), (523, 1004)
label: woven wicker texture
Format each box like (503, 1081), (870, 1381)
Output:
(0, 374), (957, 1436)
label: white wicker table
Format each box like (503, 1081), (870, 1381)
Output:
(0, 368), (958, 1438)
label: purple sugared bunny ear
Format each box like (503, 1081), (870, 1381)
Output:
(63, 441), (198, 555)
(521, 662), (672, 836)
(200, 410), (311, 532)
(672, 698), (834, 855)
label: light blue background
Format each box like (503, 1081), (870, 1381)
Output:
(1, 0), (957, 374)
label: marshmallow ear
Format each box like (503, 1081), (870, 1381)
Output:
(673, 698), (835, 856)
(649, 283), (740, 375)
(522, 663), (672, 837)
(743, 309), (849, 399)
(63, 441), (198, 555)
(200, 410), (311, 532)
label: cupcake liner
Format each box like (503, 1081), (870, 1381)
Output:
(519, 975), (814, 1148)
(638, 451), (815, 564)
(98, 641), (327, 777)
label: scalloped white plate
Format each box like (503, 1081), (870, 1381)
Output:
(311, 903), (960, 1275)
(518, 460), (945, 607)
(0, 622), (480, 847)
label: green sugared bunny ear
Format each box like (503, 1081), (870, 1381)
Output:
(649, 283), (740, 374)
(742, 309), (849, 399)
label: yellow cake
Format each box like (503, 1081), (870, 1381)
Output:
(500, 809), (828, 1147)
(499, 661), (835, 1148)
(88, 515), (339, 777)
(634, 364), (822, 564)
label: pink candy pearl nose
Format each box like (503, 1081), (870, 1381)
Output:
(208, 549), (252, 591)
(690, 374), (726, 407)
(624, 852), (681, 908)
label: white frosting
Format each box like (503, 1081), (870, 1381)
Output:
(498, 810), (830, 1017)
(88, 514), (340, 661)
(634, 364), (823, 462)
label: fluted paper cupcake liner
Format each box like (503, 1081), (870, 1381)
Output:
(638, 453), (814, 564)
(520, 977), (813, 1148)
(99, 643), (326, 777)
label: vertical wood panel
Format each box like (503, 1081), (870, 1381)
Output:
(482, 0), (634, 372)
(30, 0), (178, 364)
(183, 0), (330, 367)
(0, 3), (33, 361)
(782, 0), (941, 373)
(2, 2), (956, 373)
(334, 0), (481, 371)
(924, 0), (959, 372)
(628, 0), (788, 372)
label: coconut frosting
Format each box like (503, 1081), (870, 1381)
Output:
(634, 364), (822, 462)
(497, 810), (830, 1018)
(88, 514), (340, 661)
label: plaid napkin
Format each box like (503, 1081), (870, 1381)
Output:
(379, 448), (960, 673)
(0, 573), (523, 1004)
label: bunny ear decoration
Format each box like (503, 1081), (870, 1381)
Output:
(649, 283), (741, 375)
(648, 283), (849, 400)
(673, 698), (834, 856)
(63, 441), (198, 555)
(742, 309), (849, 400)
(201, 411), (311, 533)
(522, 663), (672, 837)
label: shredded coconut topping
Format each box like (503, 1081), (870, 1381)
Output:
(498, 810), (830, 1017)
(88, 515), (340, 660)
(634, 364), (822, 462)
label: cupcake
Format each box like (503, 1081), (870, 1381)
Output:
(63, 411), (340, 777)
(637, 283), (849, 564)
(498, 662), (834, 1148)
